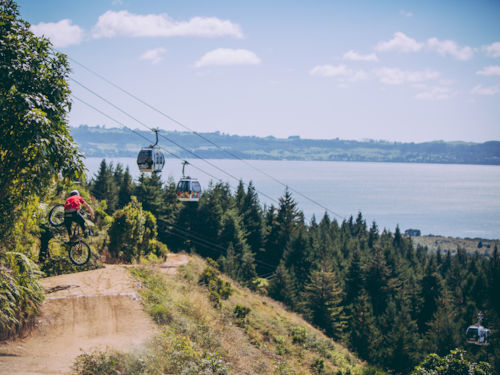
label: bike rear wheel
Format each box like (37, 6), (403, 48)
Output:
(69, 240), (91, 265)
(48, 204), (65, 227)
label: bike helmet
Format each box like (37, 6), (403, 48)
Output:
(69, 190), (79, 196)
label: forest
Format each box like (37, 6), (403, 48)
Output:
(85, 159), (500, 374)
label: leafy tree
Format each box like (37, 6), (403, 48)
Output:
(412, 349), (492, 375)
(0, 0), (83, 239)
(107, 197), (162, 262)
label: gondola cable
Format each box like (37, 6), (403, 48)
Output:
(70, 78), (281, 205)
(69, 57), (344, 220)
(72, 95), (225, 184)
(74, 95), (278, 276)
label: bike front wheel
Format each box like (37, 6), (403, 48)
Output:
(69, 240), (91, 265)
(48, 204), (65, 227)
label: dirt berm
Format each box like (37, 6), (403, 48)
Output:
(0, 255), (189, 375)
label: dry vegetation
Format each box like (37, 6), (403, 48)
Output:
(73, 255), (368, 375)
(412, 235), (499, 256)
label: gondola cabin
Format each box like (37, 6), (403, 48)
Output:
(466, 325), (491, 346)
(136, 128), (165, 173)
(176, 177), (202, 202)
(137, 146), (165, 173)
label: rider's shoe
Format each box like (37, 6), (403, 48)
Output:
(83, 230), (89, 238)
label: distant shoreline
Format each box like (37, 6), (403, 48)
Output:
(72, 125), (500, 166)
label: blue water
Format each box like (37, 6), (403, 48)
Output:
(84, 158), (500, 239)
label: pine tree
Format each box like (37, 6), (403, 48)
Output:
(301, 268), (346, 340)
(368, 221), (379, 249)
(269, 261), (297, 307)
(134, 173), (165, 218)
(417, 258), (443, 332)
(118, 166), (134, 209)
(344, 248), (364, 306)
(263, 188), (302, 270)
(240, 181), (265, 257)
(347, 290), (381, 362)
(424, 291), (463, 356)
(91, 159), (117, 213)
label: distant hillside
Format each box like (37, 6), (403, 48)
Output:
(71, 125), (500, 165)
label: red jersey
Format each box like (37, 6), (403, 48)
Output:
(64, 195), (85, 211)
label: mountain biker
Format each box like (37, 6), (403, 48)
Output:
(64, 190), (94, 241)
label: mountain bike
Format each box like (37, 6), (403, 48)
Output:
(48, 204), (92, 266)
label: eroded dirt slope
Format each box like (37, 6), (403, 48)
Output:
(0, 255), (189, 375)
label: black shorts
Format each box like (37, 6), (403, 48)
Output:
(64, 210), (86, 235)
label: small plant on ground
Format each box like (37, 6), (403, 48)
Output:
(233, 304), (251, 327)
(199, 266), (233, 308)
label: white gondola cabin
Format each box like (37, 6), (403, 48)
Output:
(466, 312), (491, 346)
(137, 129), (165, 173)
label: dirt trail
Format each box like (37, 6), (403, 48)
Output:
(0, 253), (190, 375)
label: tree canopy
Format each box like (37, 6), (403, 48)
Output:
(0, 0), (83, 239)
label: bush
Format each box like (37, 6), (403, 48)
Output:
(199, 267), (233, 308)
(40, 253), (102, 277)
(0, 252), (44, 339)
(73, 350), (144, 375)
(233, 304), (251, 327)
(290, 326), (308, 345)
(107, 197), (159, 262)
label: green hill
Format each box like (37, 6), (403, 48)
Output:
(71, 125), (500, 165)
(73, 256), (370, 375)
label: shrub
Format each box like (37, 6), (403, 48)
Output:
(107, 197), (158, 262)
(199, 267), (233, 308)
(233, 304), (251, 327)
(0, 252), (44, 339)
(73, 350), (144, 375)
(290, 326), (308, 345)
(40, 253), (102, 277)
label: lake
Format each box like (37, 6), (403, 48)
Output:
(84, 157), (500, 239)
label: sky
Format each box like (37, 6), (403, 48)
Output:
(17, 0), (500, 142)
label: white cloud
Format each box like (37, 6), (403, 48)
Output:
(195, 48), (261, 67)
(415, 86), (454, 101)
(309, 64), (367, 83)
(400, 10), (413, 17)
(427, 37), (474, 60)
(92, 10), (243, 39)
(30, 19), (84, 47)
(476, 66), (500, 76)
(310, 64), (352, 77)
(375, 32), (423, 53)
(374, 67), (440, 85)
(471, 84), (500, 96)
(483, 42), (500, 58)
(343, 50), (378, 62)
(140, 47), (166, 64)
